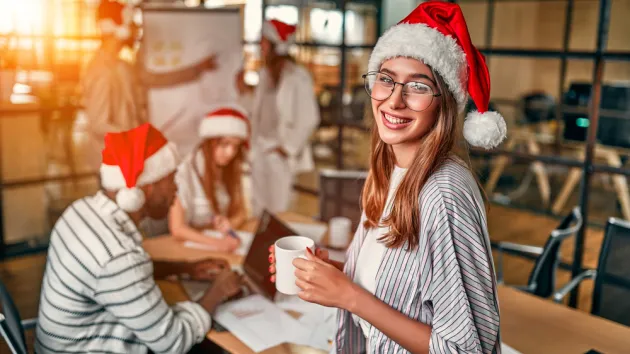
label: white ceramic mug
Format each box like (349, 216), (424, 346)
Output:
(274, 236), (315, 295)
(329, 216), (352, 248)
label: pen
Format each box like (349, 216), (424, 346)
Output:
(212, 216), (240, 240)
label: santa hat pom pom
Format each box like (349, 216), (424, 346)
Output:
(463, 110), (507, 150)
(116, 187), (146, 213)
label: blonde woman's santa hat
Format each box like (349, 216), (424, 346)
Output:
(368, 1), (506, 149)
(262, 19), (297, 56)
(97, 0), (134, 41)
(100, 123), (180, 213)
(199, 104), (250, 146)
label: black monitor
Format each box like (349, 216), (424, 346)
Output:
(562, 82), (630, 148)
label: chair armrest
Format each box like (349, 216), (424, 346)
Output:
(21, 318), (37, 330)
(552, 269), (596, 303)
(495, 242), (544, 284)
(496, 241), (544, 256)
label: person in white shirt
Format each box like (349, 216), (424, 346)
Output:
(249, 19), (321, 216)
(169, 105), (250, 253)
(81, 0), (217, 172)
(36, 123), (242, 354)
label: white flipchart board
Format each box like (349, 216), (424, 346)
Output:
(142, 7), (242, 156)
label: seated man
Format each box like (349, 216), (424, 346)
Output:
(36, 123), (241, 354)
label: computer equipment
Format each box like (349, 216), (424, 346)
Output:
(181, 210), (300, 302)
(562, 81), (630, 148)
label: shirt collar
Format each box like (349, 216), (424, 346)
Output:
(92, 191), (143, 244)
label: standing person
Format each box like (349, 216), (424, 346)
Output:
(249, 19), (320, 216)
(36, 123), (242, 354)
(81, 0), (216, 171)
(169, 105), (250, 252)
(270, 2), (506, 353)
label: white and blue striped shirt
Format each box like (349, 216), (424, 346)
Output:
(35, 192), (211, 354)
(335, 157), (501, 354)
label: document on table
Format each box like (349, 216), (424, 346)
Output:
(213, 294), (311, 353)
(274, 294), (337, 351)
(287, 222), (327, 244)
(183, 230), (254, 255)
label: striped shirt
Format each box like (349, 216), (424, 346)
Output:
(334, 157), (501, 354)
(35, 192), (211, 354)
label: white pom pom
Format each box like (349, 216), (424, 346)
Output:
(463, 110), (507, 150)
(116, 187), (145, 213)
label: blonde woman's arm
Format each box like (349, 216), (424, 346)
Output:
(168, 197), (239, 252)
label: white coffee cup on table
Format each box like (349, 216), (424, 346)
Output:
(329, 216), (352, 248)
(274, 236), (315, 295)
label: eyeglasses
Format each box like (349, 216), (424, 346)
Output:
(362, 72), (441, 112)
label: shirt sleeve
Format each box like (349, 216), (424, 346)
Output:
(82, 72), (119, 136)
(422, 187), (500, 354)
(94, 250), (211, 354)
(277, 69), (321, 157)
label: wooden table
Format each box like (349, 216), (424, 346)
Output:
(149, 212), (630, 354)
(147, 212), (330, 354)
(499, 286), (630, 354)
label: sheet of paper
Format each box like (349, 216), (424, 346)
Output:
(273, 294), (337, 351)
(183, 230), (254, 256)
(214, 294), (311, 353)
(287, 222), (327, 244)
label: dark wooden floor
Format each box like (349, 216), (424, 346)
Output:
(0, 201), (604, 353)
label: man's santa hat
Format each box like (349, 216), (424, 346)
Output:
(368, 1), (506, 149)
(97, 0), (134, 41)
(262, 19), (297, 56)
(199, 105), (250, 145)
(100, 123), (180, 213)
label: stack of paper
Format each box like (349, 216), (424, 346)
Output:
(213, 294), (312, 353)
(183, 230), (254, 256)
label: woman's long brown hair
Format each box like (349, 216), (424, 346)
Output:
(192, 139), (246, 218)
(361, 67), (474, 249)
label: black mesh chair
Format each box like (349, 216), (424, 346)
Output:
(0, 278), (37, 354)
(553, 217), (630, 326)
(318, 169), (368, 231)
(495, 207), (582, 298)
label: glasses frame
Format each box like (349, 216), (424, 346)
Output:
(362, 71), (442, 112)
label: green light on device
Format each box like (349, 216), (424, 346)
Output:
(576, 117), (590, 128)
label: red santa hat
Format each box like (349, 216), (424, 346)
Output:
(100, 123), (180, 213)
(262, 19), (297, 56)
(368, 1), (506, 149)
(97, 0), (134, 41)
(199, 104), (250, 146)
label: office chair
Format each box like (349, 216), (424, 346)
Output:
(0, 278), (37, 354)
(495, 207), (582, 298)
(554, 217), (630, 326)
(318, 169), (368, 231)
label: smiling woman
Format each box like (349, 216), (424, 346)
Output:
(274, 1), (506, 353)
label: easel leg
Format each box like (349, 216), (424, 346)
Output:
(603, 150), (630, 221)
(485, 139), (515, 195)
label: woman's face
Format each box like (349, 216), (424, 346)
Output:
(371, 57), (441, 147)
(212, 137), (243, 167)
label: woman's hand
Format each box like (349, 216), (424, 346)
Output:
(268, 245), (329, 283)
(212, 215), (232, 234)
(292, 248), (358, 310)
(221, 236), (241, 253)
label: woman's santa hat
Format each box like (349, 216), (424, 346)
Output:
(262, 19), (297, 56)
(97, 0), (134, 41)
(368, 1), (506, 149)
(199, 104), (250, 145)
(100, 123), (180, 213)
